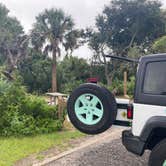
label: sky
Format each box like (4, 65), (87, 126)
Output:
(1, 0), (166, 59)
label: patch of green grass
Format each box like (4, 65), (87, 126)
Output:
(36, 154), (45, 161)
(0, 130), (84, 166)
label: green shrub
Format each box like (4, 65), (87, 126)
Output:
(0, 81), (63, 136)
(0, 79), (11, 94)
(127, 76), (135, 97)
(2, 111), (37, 136)
(107, 79), (124, 96)
(22, 95), (58, 119)
(104, 77), (135, 97)
(35, 118), (63, 134)
(152, 35), (166, 53)
(62, 80), (83, 94)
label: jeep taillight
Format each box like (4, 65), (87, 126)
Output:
(127, 104), (133, 119)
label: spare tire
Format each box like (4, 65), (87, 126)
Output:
(67, 83), (117, 134)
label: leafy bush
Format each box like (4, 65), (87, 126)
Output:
(0, 81), (63, 136)
(107, 79), (124, 96)
(0, 79), (11, 94)
(22, 95), (58, 119)
(105, 76), (135, 97)
(19, 50), (52, 93)
(127, 76), (135, 97)
(152, 35), (166, 53)
(57, 56), (90, 93)
(2, 111), (36, 136)
(62, 80), (84, 94)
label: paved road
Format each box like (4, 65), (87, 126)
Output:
(46, 127), (150, 166)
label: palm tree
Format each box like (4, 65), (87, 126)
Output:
(31, 9), (75, 92)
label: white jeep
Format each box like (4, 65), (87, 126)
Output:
(67, 54), (166, 166)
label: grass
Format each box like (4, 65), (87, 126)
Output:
(0, 130), (84, 166)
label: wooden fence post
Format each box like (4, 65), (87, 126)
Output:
(58, 97), (67, 120)
(124, 71), (127, 96)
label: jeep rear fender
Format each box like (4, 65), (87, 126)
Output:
(140, 116), (166, 142)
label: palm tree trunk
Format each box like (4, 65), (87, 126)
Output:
(52, 49), (57, 92)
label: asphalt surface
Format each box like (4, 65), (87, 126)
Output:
(46, 128), (150, 166)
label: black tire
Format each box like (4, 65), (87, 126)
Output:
(101, 86), (117, 121)
(149, 139), (166, 166)
(67, 83), (117, 134)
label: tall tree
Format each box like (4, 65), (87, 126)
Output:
(87, 30), (113, 85)
(31, 8), (80, 92)
(18, 49), (52, 93)
(96, 0), (165, 55)
(88, 0), (166, 85)
(63, 29), (84, 57)
(0, 3), (27, 78)
(97, 0), (166, 55)
(57, 56), (90, 93)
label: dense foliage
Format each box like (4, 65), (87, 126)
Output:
(57, 56), (91, 93)
(19, 50), (52, 93)
(0, 80), (63, 136)
(106, 76), (135, 97)
(31, 9), (82, 92)
(95, 0), (165, 54)
(152, 35), (166, 52)
(0, 0), (166, 137)
(87, 0), (166, 85)
(0, 4), (28, 74)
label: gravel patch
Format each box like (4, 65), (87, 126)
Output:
(46, 131), (150, 166)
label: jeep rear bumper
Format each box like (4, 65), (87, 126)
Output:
(122, 130), (145, 156)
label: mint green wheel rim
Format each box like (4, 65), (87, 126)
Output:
(74, 93), (104, 125)
(163, 160), (166, 166)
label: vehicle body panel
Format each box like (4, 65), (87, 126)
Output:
(114, 98), (131, 126)
(132, 103), (166, 136)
